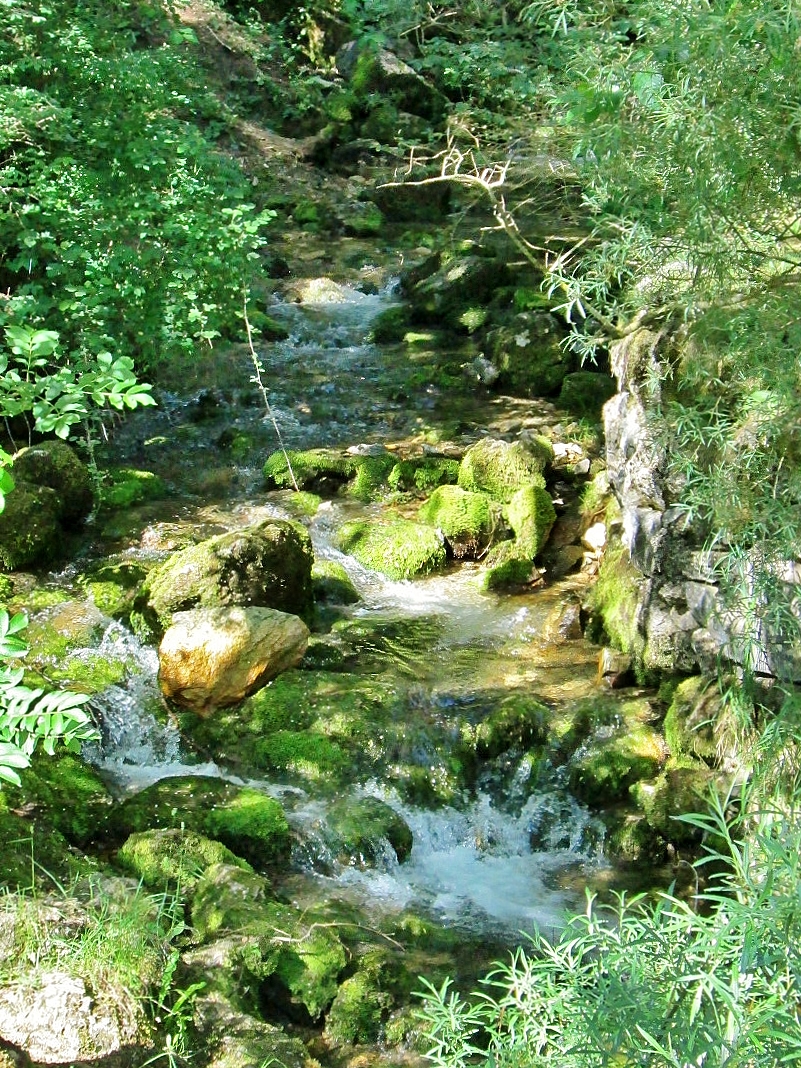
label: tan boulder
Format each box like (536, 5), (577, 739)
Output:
(158, 606), (309, 715)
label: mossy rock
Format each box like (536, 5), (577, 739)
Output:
(254, 730), (349, 782)
(191, 863), (347, 1020)
(111, 777), (291, 868)
(603, 812), (668, 864)
(631, 765), (720, 844)
(312, 559), (360, 605)
(484, 315), (573, 396)
(326, 796), (413, 867)
(335, 518), (447, 580)
(79, 560), (149, 620)
(458, 438), (548, 503)
(198, 997), (316, 1068)
(474, 694), (551, 758)
(12, 441), (94, 527)
(98, 466), (167, 510)
(4, 752), (112, 847)
(132, 519), (313, 640)
(418, 485), (502, 559)
(558, 371), (617, 418)
(263, 448), (355, 493)
(0, 482), (61, 571)
(0, 806), (96, 890)
(506, 484), (556, 558)
(341, 201), (384, 236)
(405, 255), (509, 328)
(387, 457), (460, 493)
(116, 827), (252, 890)
(370, 306), (410, 344)
(348, 453), (397, 502)
(568, 723), (667, 806)
(583, 537), (647, 661)
(663, 676), (720, 763)
(324, 950), (395, 1045)
(481, 541), (538, 590)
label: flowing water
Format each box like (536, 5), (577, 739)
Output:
(50, 249), (636, 944)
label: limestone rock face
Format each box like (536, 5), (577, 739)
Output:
(158, 606), (309, 714)
(0, 969), (147, 1064)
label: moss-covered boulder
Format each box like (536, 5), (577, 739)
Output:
(387, 456), (460, 493)
(132, 519), (313, 640)
(195, 994), (316, 1068)
(98, 467), (167, 511)
(663, 676), (721, 764)
(111, 777), (291, 868)
(116, 828), (252, 890)
(12, 441), (94, 527)
(484, 314), (573, 396)
(405, 255), (508, 329)
(474, 694), (551, 758)
(0, 805), (97, 890)
(418, 485), (502, 559)
(631, 765), (720, 844)
(4, 753), (112, 848)
(347, 45), (445, 120)
(326, 796), (413, 867)
(457, 438), (549, 503)
(263, 449), (355, 493)
(584, 538), (648, 661)
(324, 950), (395, 1045)
(312, 559), (360, 605)
(254, 729), (349, 782)
(481, 541), (540, 590)
(335, 518), (446, 580)
(348, 452), (397, 502)
(79, 560), (149, 621)
(0, 482), (61, 571)
(506, 484), (556, 559)
(191, 863), (347, 1020)
(568, 723), (667, 806)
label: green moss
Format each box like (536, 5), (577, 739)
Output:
(0, 808), (97, 890)
(112, 777), (291, 868)
(312, 559), (360, 605)
(327, 796), (413, 866)
(348, 453), (397, 502)
(630, 765), (718, 844)
(568, 723), (667, 806)
(282, 490), (322, 517)
(506, 484), (556, 558)
(418, 485), (500, 558)
(79, 560), (149, 620)
(387, 457), (460, 493)
(558, 370), (617, 418)
(12, 440), (94, 527)
(474, 694), (551, 758)
(0, 482), (61, 570)
(663, 676), (720, 763)
(263, 448), (355, 492)
(584, 538), (646, 658)
(255, 730), (348, 781)
(116, 827), (252, 890)
(458, 306), (489, 333)
(370, 306), (410, 344)
(481, 541), (537, 589)
(325, 952), (395, 1045)
(99, 467), (167, 510)
(336, 518), (447, 580)
(5, 752), (112, 846)
(192, 863), (347, 1020)
(457, 438), (548, 503)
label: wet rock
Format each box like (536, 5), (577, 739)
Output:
(474, 694), (550, 758)
(11, 441), (93, 528)
(0, 482), (61, 571)
(312, 559), (361, 605)
(112, 777), (291, 867)
(134, 519), (314, 639)
(542, 599), (584, 642)
(326, 795), (413, 866)
(568, 722), (667, 806)
(597, 647), (635, 688)
(158, 605), (310, 713)
(457, 437), (551, 503)
(116, 828), (253, 890)
(190, 863), (347, 1021)
(194, 993), (315, 1068)
(335, 518), (446, 580)
(418, 485), (503, 559)
(507, 484), (556, 558)
(0, 969), (149, 1064)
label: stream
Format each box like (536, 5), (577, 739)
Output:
(30, 237), (654, 992)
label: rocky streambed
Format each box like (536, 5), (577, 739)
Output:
(0, 234), (724, 1068)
